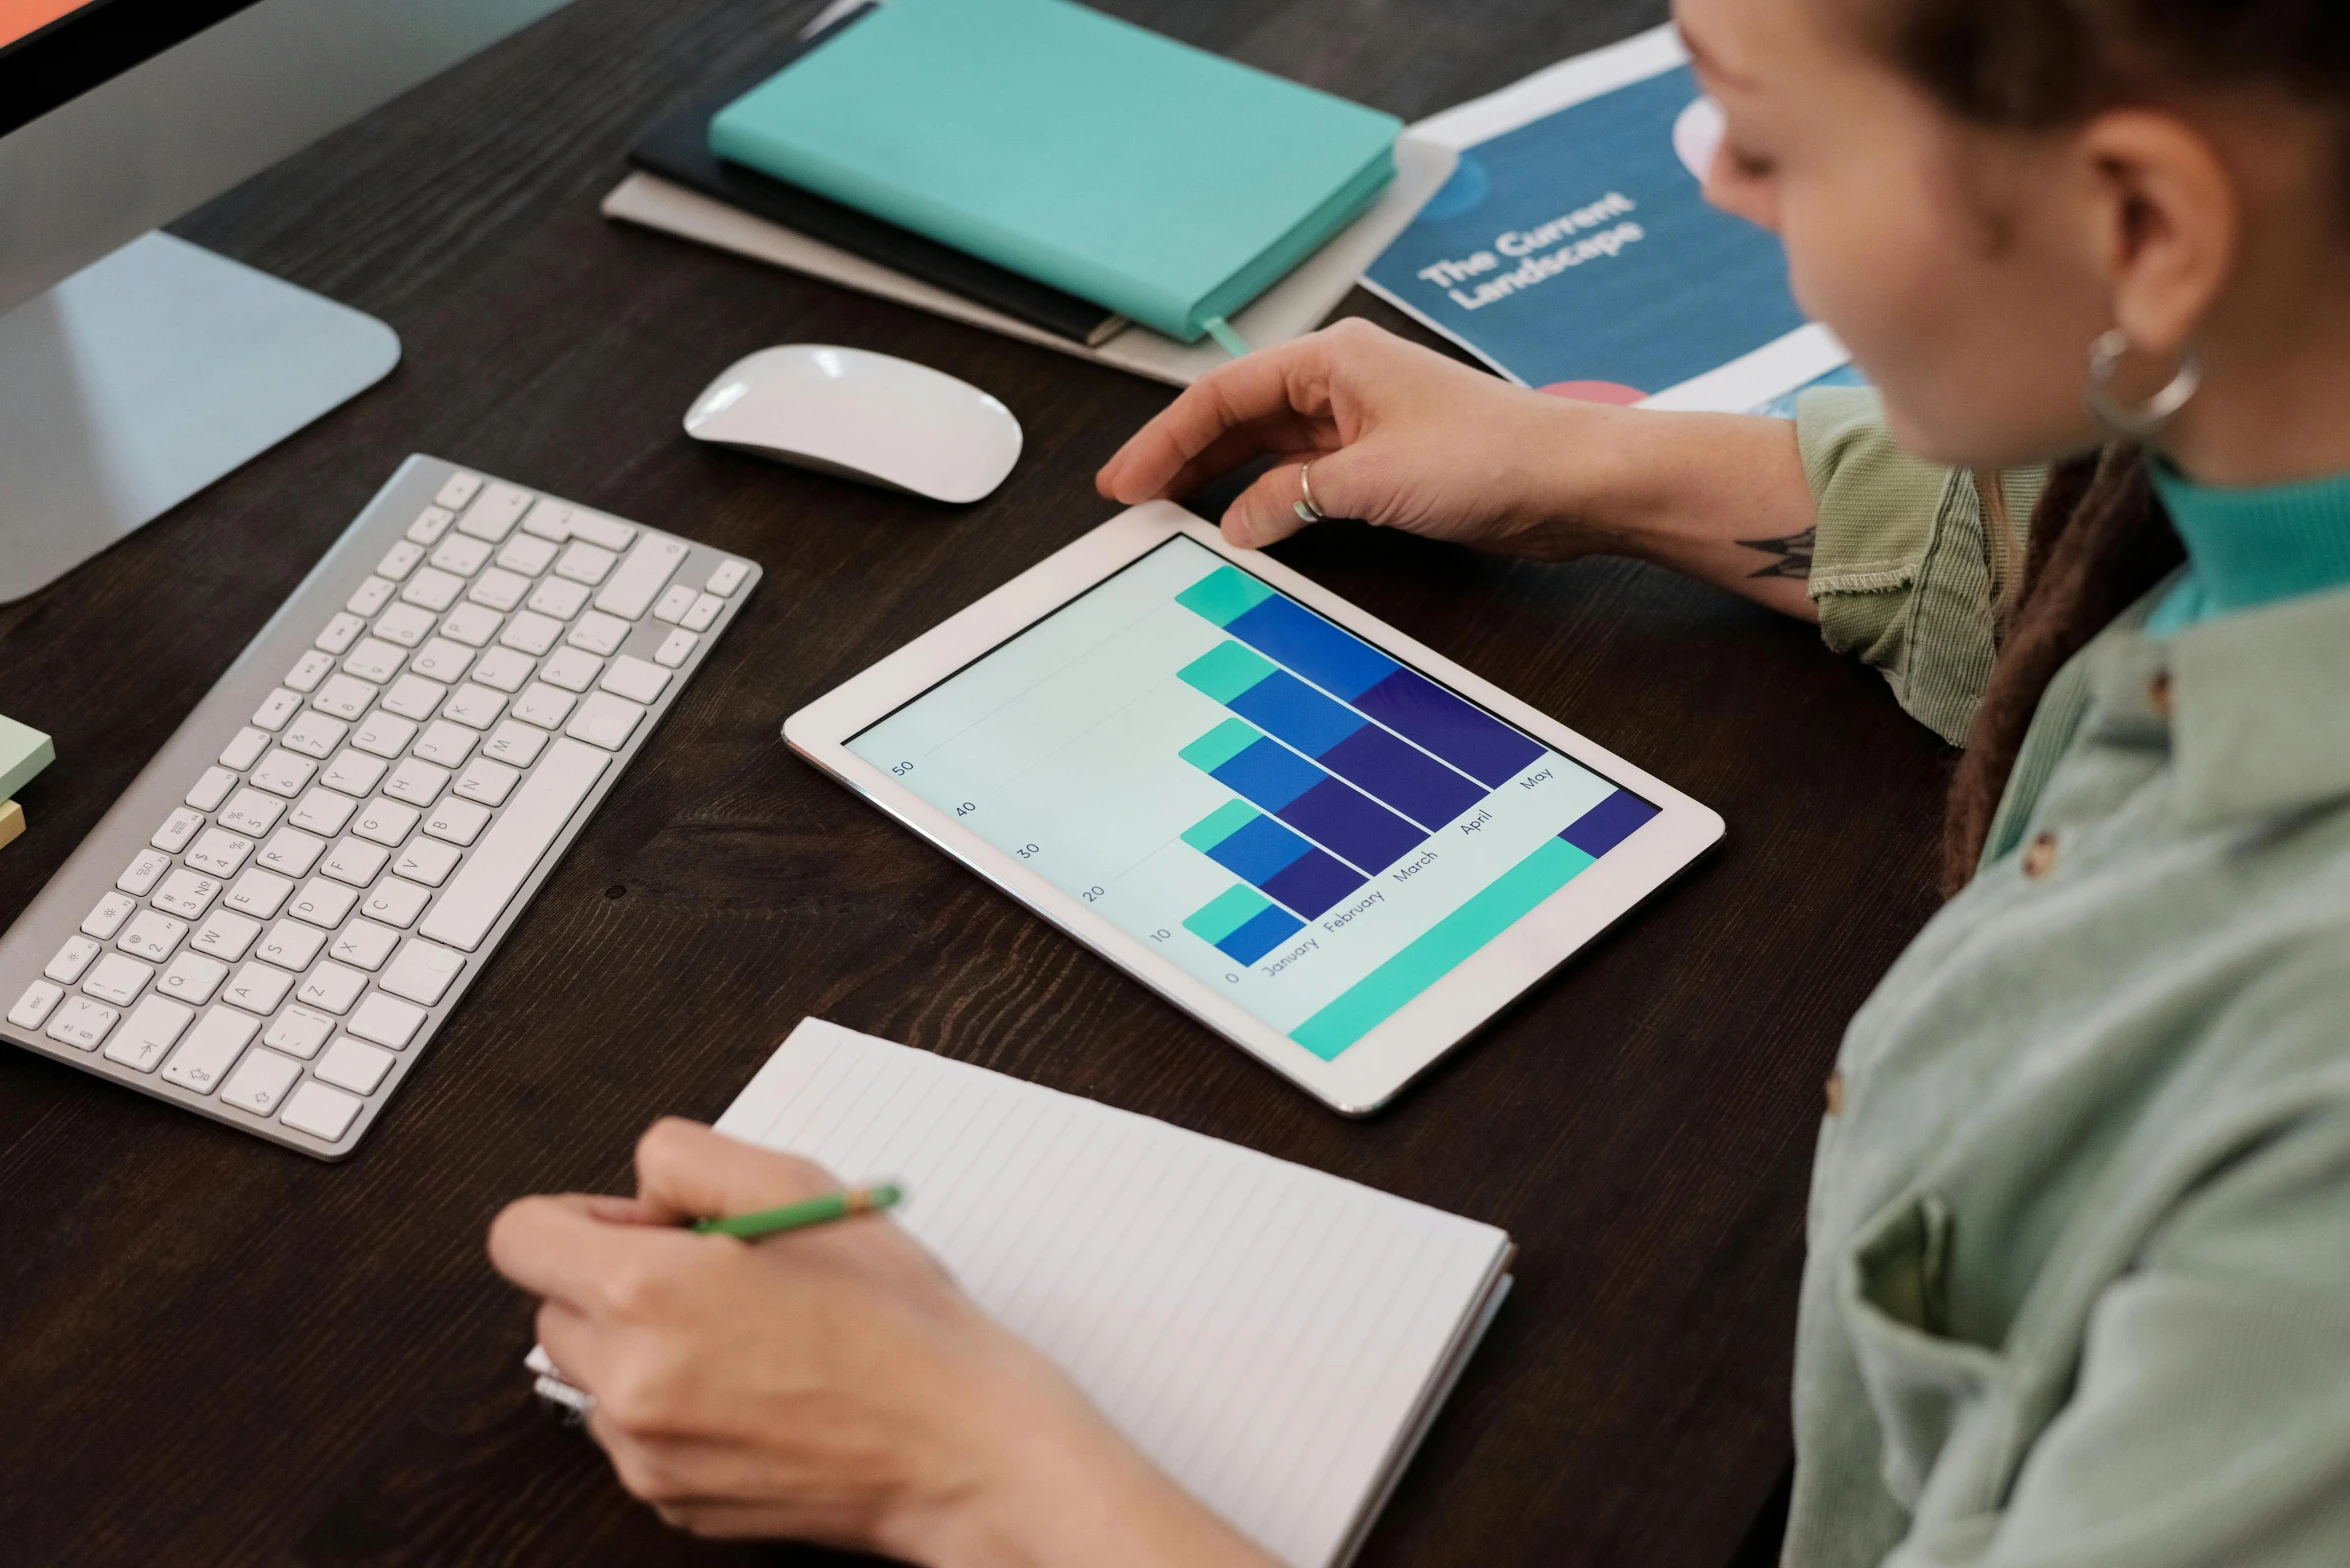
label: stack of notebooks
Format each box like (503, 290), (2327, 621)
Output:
(0, 714), (52, 851)
(604, 0), (1456, 386)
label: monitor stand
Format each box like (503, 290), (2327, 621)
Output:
(0, 231), (400, 603)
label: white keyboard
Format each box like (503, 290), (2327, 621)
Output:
(0, 457), (759, 1158)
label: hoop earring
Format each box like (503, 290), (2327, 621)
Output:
(2086, 328), (2199, 441)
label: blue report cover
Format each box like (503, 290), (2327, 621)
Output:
(1364, 31), (1851, 411)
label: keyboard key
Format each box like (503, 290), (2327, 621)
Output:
(454, 756), (520, 806)
(380, 938), (465, 1005)
(594, 536), (688, 620)
(153, 808), (205, 852)
(222, 727), (272, 770)
(566, 691), (645, 751)
(470, 647), (534, 693)
(470, 567), (531, 611)
(296, 961), (367, 1014)
(707, 558), (749, 597)
(601, 655), (669, 704)
(187, 767), (239, 810)
(351, 711), (417, 759)
(326, 834), (395, 882)
(419, 739), (607, 951)
(521, 498), (571, 541)
(381, 674), (446, 721)
(46, 996), (118, 1051)
(526, 577), (589, 620)
(401, 567), (465, 612)
(186, 827), (255, 878)
(46, 935), (102, 984)
(103, 996), (188, 1069)
(500, 610), (563, 655)
(347, 576), (396, 617)
(410, 638), (475, 684)
(376, 540), (424, 581)
(249, 750), (317, 800)
(653, 629), (697, 669)
(512, 682), (574, 730)
(161, 1005), (259, 1091)
(374, 602), (438, 647)
(344, 638), (403, 683)
(392, 836), (460, 886)
(287, 877), (358, 929)
(192, 907), (264, 962)
(496, 534), (557, 576)
(118, 848), (173, 896)
(458, 481), (531, 541)
(285, 648), (338, 691)
(541, 647), (603, 693)
(330, 919), (401, 970)
(10, 980), (63, 1030)
(83, 952), (151, 1005)
(280, 1080), (363, 1141)
(156, 952), (227, 1006)
(347, 991), (427, 1048)
(413, 719), (477, 767)
(361, 876), (431, 928)
(312, 673), (376, 721)
(281, 710), (349, 760)
(652, 584), (695, 623)
(118, 909), (187, 960)
(253, 688), (303, 731)
(321, 747), (390, 798)
(219, 1048), (304, 1115)
(409, 504), (456, 544)
(435, 471), (483, 511)
(441, 602), (505, 646)
(429, 534), (492, 576)
(316, 1036), (396, 1094)
(219, 789), (284, 837)
(256, 918), (329, 970)
(422, 797), (490, 845)
(566, 509), (636, 551)
(292, 785), (362, 837)
(223, 868), (293, 919)
(82, 891), (138, 939)
(481, 720), (546, 767)
(384, 758), (449, 808)
(153, 868), (224, 920)
(264, 1004), (335, 1058)
(681, 593), (724, 633)
(223, 961), (294, 1015)
(442, 683), (507, 730)
(567, 611), (629, 656)
(316, 612), (366, 654)
(257, 828), (327, 878)
(351, 799), (420, 848)
(554, 542), (615, 585)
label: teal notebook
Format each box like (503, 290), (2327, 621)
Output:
(707, 0), (1402, 344)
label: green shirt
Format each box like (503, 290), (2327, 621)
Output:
(1783, 388), (2350, 1568)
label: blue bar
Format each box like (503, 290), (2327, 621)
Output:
(1227, 669), (1365, 756)
(1205, 812), (1312, 884)
(1318, 725), (1484, 830)
(1354, 669), (1545, 788)
(1220, 904), (1305, 965)
(1262, 849), (1365, 919)
(1222, 596), (1399, 702)
(1208, 737), (1326, 813)
(1561, 790), (1658, 858)
(1278, 777), (1425, 873)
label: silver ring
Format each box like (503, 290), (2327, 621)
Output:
(1293, 461), (1326, 525)
(2087, 328), (2200, 441)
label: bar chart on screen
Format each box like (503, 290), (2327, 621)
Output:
(848, 537), (1658, 1057)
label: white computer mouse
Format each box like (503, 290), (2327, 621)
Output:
(682, 344), (1023, 504)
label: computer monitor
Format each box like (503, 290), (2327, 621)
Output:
(0, 0), (572, 602)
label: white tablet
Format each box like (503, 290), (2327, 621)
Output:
(785, 503), (1723, 1113)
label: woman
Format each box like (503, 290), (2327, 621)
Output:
(488, 0), (2350, 1560)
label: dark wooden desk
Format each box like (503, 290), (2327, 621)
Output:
(0, 1), (1952, 1562)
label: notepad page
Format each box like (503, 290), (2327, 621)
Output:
(715, 1019), (1511, 1568)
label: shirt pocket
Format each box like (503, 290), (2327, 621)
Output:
(1839, 1189), (2014, 1512)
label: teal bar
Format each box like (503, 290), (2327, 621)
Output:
(1175, 565), (1273, 628)
(1289, 837), (1594, 1059)
(1182, 799), (1260, 853)
(1178, 717), (1261, 774)
(1185, 884), (1272, 946)
(1178, 641), (1276, 705)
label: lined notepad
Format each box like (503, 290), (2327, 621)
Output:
(713, 1020), (1513, 1568)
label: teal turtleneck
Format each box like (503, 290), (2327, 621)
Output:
(2145, 459), (2350, 636)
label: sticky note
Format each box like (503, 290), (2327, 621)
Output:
(0, 714), (52, 801)
(0, 800), (20, 850)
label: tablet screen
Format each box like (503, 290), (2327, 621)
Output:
(849, 536), (1655, 1059)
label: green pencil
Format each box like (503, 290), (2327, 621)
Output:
(691, 1182), (904, 1239)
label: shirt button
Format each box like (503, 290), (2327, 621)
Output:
(2023, 831), (2059, 879)
(1824, 1071), (1845, 1117)
(2149, 671), (2173, 720)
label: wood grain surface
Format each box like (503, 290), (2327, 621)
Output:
(0, 1), (1952, 1563)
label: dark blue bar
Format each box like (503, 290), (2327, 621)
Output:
(1228, 670), (1365, 757)
(1209, 738), (1325, 813)
(1261, 847), (1366, 920)
(1354, 669), (1545, 788)
(1226, 597), (1399, 702)
(1206, 814), (1312, 885)
(1561, 790), (1659, 858)
(1218, 904), (1305, 965)
(1318, 725), (1485, 830)
(1278, 777), (1425, 873)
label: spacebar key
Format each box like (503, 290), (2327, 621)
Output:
(418, 738), (610, 951)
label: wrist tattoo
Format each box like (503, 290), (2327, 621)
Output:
(1736, 526), (1816, 580)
